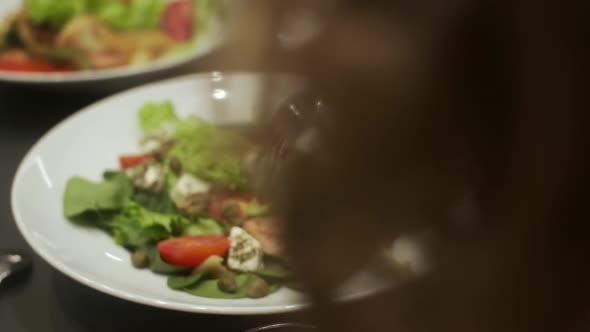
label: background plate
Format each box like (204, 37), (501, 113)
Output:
(0, 0), (223, 86)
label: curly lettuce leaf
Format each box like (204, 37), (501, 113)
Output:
(25, 0), (85, 28)
(195, 0), (220, 32)
(169, 118), (251, 189)
(88, 0), (164, 31)
(109, 201), (189, 248)
(137, 100), (251, 189)
(138, 100), (179, 132)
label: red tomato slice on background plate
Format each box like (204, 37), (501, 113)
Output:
(157, 235), (230, 267)
(161, 0), (195, 41)
(0, 50), (73, 73)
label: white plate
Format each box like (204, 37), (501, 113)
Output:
(11, 72), (392, 315)
(0, 0), (223, 84)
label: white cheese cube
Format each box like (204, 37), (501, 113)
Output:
(170, 174), (211, 215)
(126, 162), (165, 192)
(171, 174), (209, 201)
(228, 227), (264, 272)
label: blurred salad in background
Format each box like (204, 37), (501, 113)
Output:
(0, 0), (220, 72)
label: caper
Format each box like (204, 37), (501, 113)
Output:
(169, 157), (183, 175)
(246, 277), (269, 298)
(195, 255), (230, 278)
(220, 200), (243, 226)
(153, 150), (165, 162)
(131, 250), (149, 268)
(217, 274), (238, 293)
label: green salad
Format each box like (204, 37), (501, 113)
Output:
(0, 0), (219, 72)
(63, 101), (291, 299)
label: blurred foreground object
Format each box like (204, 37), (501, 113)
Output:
(221, 0), (590, 331)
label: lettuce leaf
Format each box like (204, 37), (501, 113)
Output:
(168, 129), (250, 190)
(195, 0), (220, 32)
(88, 0), (165, 31)
(138, 100), (179, 132)
(25, 0), (85, 28)
(132, 189), (177, 214)
(183, 218), (224, 236)
(63, 171), (133, 219)
(109, 201), (189, 248)
(137, 100), (251, 189)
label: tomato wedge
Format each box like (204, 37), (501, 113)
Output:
(209, 192), (254, 221)
(157, 235), (230, 267)
(118, 154), (152, 169)
(0, 54), (73, 73)
(161, 0), (195, 41)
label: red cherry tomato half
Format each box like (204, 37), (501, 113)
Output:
(157, 235), (230, 267)
(209, 192), (254, 220)
(161, 0), (195, 41)
(118, 154), (153, 169)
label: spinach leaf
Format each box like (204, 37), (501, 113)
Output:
(132, 190), (177, 214)
(182, 273), (281, 299)
(145, 246), (189, 275)
(167, 272), (205, 290)
(109, 215), (152, 249)
(183, 218), (225, 236)
(64, 171), (132, 219)
(255, 262), (291, 280)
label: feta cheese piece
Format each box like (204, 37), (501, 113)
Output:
(141, 138), (162, 153)
(227, 227), (264, 272)
(140, 125), (175, 153)
(126, 162), (165, 192)
(170, 174), (210, 215)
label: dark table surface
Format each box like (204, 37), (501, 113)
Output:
(0, 68), (312, 332)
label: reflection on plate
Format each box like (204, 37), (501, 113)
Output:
(11, 72), (392, 314)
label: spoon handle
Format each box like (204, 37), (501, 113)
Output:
(0, 262), (10, 285)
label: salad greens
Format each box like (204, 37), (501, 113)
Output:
(87, 0), (165, 31)
(64, 171), (132, 219)
(25, 0), (206, 31)
(139, 100), (251, 190)
(138, 100), (179, 131)
(145, 245), (189, 274)
(63, 100), (290, 300)
(183, 273), (280, 299)
(25, 0), (165, 31)
(25, 0), (85, 28)
(183, 218), (224, 236)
